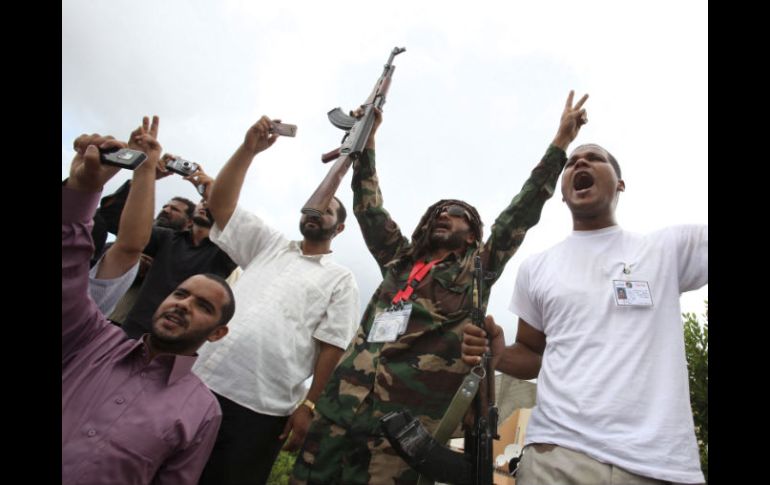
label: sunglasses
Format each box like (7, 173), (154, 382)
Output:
(438, 204), (472, 222)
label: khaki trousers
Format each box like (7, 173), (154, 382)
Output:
(516, 443), (702, 485)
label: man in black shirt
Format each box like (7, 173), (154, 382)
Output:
(121, 192), (237, 339)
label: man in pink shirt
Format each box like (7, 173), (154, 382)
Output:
(62, 124), (235, 485)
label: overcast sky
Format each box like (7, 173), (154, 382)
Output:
(62, 0), (708, 343)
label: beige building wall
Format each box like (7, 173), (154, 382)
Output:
(492, 408), (532, 484)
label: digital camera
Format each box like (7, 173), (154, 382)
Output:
(166, 158), (199, 176)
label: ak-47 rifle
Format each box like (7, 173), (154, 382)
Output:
(463, 255), (499, 485)
(301, 46), (406, 217)
(380, 255), (499, 485)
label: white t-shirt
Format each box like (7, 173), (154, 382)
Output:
(193, 206), (360, 416)
(510, 225), (707, 483)
(88, 256), (139, 316)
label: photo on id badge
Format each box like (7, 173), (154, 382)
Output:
(368, 304), (412, 343)
(613, 280), (653, 307)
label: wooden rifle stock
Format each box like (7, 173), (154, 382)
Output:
(301, 154), (352, 217)
(321, 147), (341, 164)
(301, 47), (405, 216)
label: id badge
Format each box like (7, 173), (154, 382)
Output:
(368, 303), (413, 343)
(613, 280), (653, 307)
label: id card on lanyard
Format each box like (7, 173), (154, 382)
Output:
(368, 304), (412, 343)
(368, 259), (440, 343)
(612, 263), (653, 307)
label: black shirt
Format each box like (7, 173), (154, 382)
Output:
(121, 226), (236, 339)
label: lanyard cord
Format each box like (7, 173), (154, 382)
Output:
(391, 259), (441, 305)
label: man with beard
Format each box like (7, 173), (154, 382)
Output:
(90, 152), (195, 266)
(63, 130), (236, 485)
(193, 116), (360, 485)
(290, 90), (589, 485)
(154, 198), (196, 231)
(462, 140), (707, 483)
(120, 162), (237, 339)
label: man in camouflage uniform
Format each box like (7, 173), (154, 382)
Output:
(291, 90), (590, 485)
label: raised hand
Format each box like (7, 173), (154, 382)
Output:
(68, 134), (126, 192)
(350, 105), (382, 150)
(243, 115), (279, 156)
(553, 90), (589, 151)
(184, 164), (214, 200)
(156, 153), (178, 180)
(128, 115), (162, 174)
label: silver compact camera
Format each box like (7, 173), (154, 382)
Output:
(166, 157), (199, 176)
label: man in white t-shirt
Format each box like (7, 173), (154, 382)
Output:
(193, 115), (360, 485)
(462, 142), (707, 484)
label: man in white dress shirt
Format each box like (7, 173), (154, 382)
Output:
(194, 115), (360, 485)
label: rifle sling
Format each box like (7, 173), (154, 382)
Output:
(415, 368), (482, 485)
(434, 368), (483, 444)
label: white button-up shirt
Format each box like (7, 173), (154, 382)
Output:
(193, 206), (360, 416)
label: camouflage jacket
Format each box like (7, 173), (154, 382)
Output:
(315, 146), (567, 435)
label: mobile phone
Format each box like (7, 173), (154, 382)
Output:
(99, 146), (147, 170)
(270, 122), (297, 137)
(165, 157), (199, 176)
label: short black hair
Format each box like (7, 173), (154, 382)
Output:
(200, 273), (236, 326)
(172, 197), (196, 219)
(606, 150), (622, 179)
(333, 196), (347, 224)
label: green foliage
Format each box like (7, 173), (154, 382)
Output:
(266, 450), (298, 485)
(683, 301), (708, 483)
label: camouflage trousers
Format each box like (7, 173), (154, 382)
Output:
(290, 413), (419, 485)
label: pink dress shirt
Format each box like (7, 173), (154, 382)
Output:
(62, 186), (222, 485)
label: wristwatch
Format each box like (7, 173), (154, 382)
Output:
(301, 398), (316, 415)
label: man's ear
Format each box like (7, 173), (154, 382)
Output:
(617, 179), (626, 193)
(465, 232), (477, 245)
(207, 325), (229, 343)
(333, 223), (345, 237)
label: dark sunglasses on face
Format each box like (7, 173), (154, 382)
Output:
(438, 205), (472, 222)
